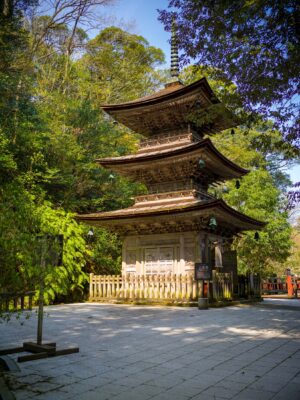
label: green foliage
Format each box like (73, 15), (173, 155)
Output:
(214, 128), (293, 275)
(0, 130), (17, 177)
(216, 132), (293, 274)
(36, 203), (88, 302)
(31, 26), (159, 213)
(222, 170), (292, 275)
(81, 26), (165, 104)
(35, 91), (143, 212)
(88, 228), (122, 275)
(0, 181), (37, 291)
(285, 223), (300, 276)
(0, 180), (88, 302)
(0, 4), (88, 308)
(159, 1), (300, 145)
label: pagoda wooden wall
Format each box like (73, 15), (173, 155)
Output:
(121, 231), (228, 277)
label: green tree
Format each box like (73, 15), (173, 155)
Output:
(87, 228), (122, 275)
(0, 181), (88, 301)
(285, 221), (300, 276)
(81, 26), (165, 104)
(0, 1), (89, 306)
(29, 25), (164, 213)
(211, 127), (293, 275)
(159, 1), (300, 145)
(223, 170), (292, 275)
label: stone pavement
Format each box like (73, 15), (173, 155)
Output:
(0, 299), (300, 400)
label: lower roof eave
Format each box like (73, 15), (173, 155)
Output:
(76, 199), (266, 235)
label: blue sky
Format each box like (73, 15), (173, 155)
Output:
(100, 0), (299, 185)
(101, 0), (171, 62)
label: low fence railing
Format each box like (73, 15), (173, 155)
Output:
(238, 274), (261, 298)
(0, 291), (35, 313)
(212, 271), (234, 300)
(261, 277), (300, 295)
(261, 278), (287, 294)
(89, 272), (234, 302)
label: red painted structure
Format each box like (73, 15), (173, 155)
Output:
(262, 276), (300, 297)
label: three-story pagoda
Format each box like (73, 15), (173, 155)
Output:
(77, 28), (265, 282)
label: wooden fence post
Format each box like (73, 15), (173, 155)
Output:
(89, 273), (94, 300)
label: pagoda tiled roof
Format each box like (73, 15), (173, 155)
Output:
(111, 81), (186, 104)
(96, 138), (248, 182)
(102, 80), (206, 107)
(76, 196), (265, 235)
(101, 78), (237, 136)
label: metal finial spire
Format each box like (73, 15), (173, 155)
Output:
(170, 16), (179, 80)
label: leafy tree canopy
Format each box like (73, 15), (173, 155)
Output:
(81, 26), (165, 104)
(159, 1), (300, 147)
(0, 180), (88, 302)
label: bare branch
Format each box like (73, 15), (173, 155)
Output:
(29, 0), (117, 56)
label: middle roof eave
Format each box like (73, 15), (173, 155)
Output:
(96, 138), (249, 178)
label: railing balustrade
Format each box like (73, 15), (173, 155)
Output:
(89, 272), (234, 302)
(0, 291), (35, 313)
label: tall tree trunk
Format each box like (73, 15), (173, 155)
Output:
(1, 0), (13, 18)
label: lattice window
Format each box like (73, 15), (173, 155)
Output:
(144, 247), (174, 275)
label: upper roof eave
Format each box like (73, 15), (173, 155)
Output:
(100, 77), (218, 111)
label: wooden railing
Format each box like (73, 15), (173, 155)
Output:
(212, 271), (233, 300)
(261, 277), (300, 295)
(0, 291), (35, 313)
(238, 274), (261, 298)
(89, 272), (234, 302)
(261, 278), (287, 294)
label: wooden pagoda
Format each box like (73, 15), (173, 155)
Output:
(77, 28), (265, 283)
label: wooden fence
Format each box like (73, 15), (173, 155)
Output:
(238, 274), (261, 298)
(212, 271), (233, 300)
(0, 291), (35, 313)
(89, 272), (233, 302)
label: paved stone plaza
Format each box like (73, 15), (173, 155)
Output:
(1, 299), (300, 400)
